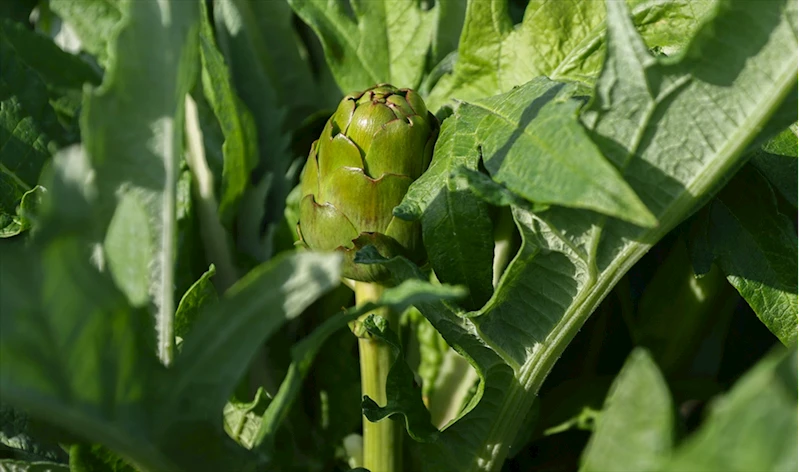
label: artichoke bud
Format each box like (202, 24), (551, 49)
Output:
(297, 84), (439, 282)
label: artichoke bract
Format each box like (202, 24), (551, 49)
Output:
(298, 84), (438, 282)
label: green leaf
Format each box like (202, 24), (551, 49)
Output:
(0, 460), (69, 472)
(49, 0), (122, 67)
(254, 277), (465, 448)
(287, 0), (436, 91)
(426, 0), (714, 111)
(361, 314), (439, 443)
(172, 252), (342, 418)
(174, 264), (218, 340)
(751, 124), (798, 206)
(198, 0), (258, 225)
(580, 349), (673, 472)
(0, 239), (175, 472)
(69, 444), (135, 472)
(82, 0), (200, 365)
(0, 404), (68, 463)
(394, 0), (798, 469)
(396, 105), (494, 310)
(663, 347), (798, 472)
(223, 388), (270, 450)
(0, 185), (44, 238)
(690, 166), (798, 346)
(213, 0), (292, 254)
(431, 0), (466, 66)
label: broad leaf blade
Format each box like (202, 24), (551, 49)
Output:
(174, 264), (218, 341)
(663, 348), (798, 472)
(402, 1), (797, 470)
(172, 252), (342, 416)
(580, 349), (673, 472)
(751, 125), (798, 207)
(691, 166), (798, 346)
(82, 0), (200, 364)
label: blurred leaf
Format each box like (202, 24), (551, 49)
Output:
(174, 264), (218, 340)
(691, 166), (798, 346)
(0, 0), (37, 24)
(223, 388), (270, 450)
(0, 238), (175, 472)
(214, 0), (292, 257)
(172, 252), (342, 419)
(69, 444), (134, 472)
(0, 460), (69, 472)
(663, 348), (798, 472)
(431, 0), (466, 66)
(580, 349), (673, 472)
(82, 0), (199, 363)
(49, 0), (122, 67)
(426, 0), (714, 111)
(751, 125), (798, 207)
(637, 239), (733, 375)
(287, 0), (436, 92)
(198, 0), (258, 225)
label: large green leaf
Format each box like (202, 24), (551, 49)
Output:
(751, 124), (798, 207)
(425, 0), (714, 111)
(287, 0), (436, 92)
(49, 0), (122, 67)
(82, 0), (199, 364)
(0, 238), (174, 472)
(691, 166), (798, 346)
(663, 347), (797, 472)
(394, 1), (798, 470)
(171, 252), (342, 418)
(198, 0), (258, 226)
(579, 349), (673, 472)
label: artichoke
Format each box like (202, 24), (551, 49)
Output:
(297, 84), (439, 282)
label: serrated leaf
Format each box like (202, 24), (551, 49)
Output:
(690, 166), (798, 346)
(198, 0), (258, 225)
(663, 347), (798, 472)
(49, 0), (122, 67)
(395, 1), (798, 470)
(426, 0), (714, 111)
(580, 349), (673, 472)
(82, 0), (200, 364)
(287, 0), (436, 92)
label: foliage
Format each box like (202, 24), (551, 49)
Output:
(0, 0), (795, 471)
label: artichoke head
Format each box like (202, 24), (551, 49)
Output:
(297, 84), (438, 282)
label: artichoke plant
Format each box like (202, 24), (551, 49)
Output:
(297, 84), (439, 282)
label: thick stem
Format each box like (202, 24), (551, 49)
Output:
(354, 281), (402, 472)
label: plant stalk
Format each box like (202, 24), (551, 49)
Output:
(354, 281), (402, 472)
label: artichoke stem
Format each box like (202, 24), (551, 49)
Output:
(354, 281), (402, 472)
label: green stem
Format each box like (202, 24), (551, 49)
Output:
(354, 281), (402, 472)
